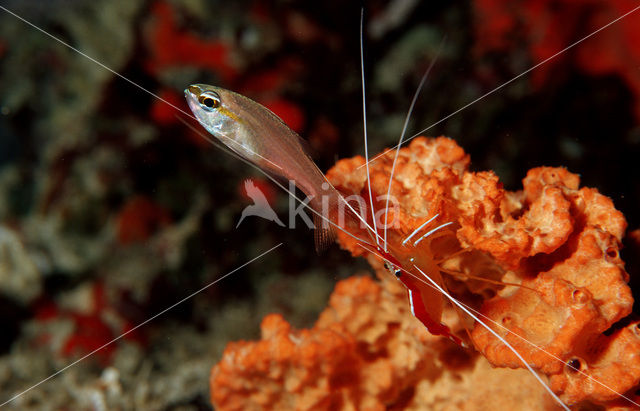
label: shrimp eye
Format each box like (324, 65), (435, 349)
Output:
(384, 261), (402, 278)
(198, 91), (221, 111)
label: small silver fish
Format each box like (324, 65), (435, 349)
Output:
(184, 84), (353, 249)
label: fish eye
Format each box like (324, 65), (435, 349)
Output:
(198, 91), (221, 111)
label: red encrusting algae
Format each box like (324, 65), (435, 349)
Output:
(144, 1), (237, 82)
(144, 2), (311, 139)
(261, 98), (306, 134)
(149, 88), (186, 126)
(116, 195), (172, 245)
(209, 137), (640, 409)
(473, 0), (640, 120)
(33, 282), (144, 365)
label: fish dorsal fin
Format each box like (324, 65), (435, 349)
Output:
(313, 212), (336, 253)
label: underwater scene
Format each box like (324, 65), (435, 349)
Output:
(0, 0), (640, 409)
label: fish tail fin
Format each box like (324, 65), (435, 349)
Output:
(313, 212), (336, 253)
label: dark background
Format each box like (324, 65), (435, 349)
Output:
(0, 0), (638, 408)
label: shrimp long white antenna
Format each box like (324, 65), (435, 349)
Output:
(357, 3), (640, 171)
(383, 39), (445, 251)
(410, 265), (570, 410)
(360, 8), (380, 248)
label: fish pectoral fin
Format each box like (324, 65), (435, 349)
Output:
(313, 212), (336, 253)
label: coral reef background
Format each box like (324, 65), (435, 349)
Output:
(0, 0), (639, 409)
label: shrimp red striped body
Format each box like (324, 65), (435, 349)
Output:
(361, 241), (463, 346)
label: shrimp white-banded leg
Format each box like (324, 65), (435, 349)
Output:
(402, 214), (440, 246)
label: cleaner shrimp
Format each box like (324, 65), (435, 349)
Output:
(0, 1), (639, 409)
